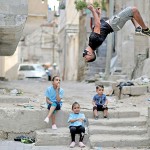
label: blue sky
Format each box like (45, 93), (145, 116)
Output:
(48, 0), (59, 11)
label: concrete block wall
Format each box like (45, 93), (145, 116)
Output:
(113, 84), (149, 99)
(0, 106), (74, 140)
(112, 0), (150, 80)
(0, 108), (69, 134)
(0, 0), (28, 56)
(0, 0), (27, 15)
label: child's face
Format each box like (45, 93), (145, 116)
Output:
(53, 77), (60, 86)
(72, 104), (80, 114)
(96, 87), (104, 95)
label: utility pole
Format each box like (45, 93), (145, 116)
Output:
(52, 22), (55, 64)
(52, 6), (56, 64)
(104, 0), (114, 79)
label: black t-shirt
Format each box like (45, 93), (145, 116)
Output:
(89, 19), (113, 50)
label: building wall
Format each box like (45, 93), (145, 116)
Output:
(0, 48), (19, 80)
(77, 0), (150, 80)
(23, 0), (48, 36)
(19, 0), (59, 66)
(114, 0), (150, 79)
(0, 0), (28, 80)
(58, 0), (79, 80)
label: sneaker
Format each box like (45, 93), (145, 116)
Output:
(141, 28), (150, 36)
(44, 117), (49, 123)
(95, 116), (98, 120)
(79, 142), (85, 148)
(135, 26), (142, 34)
(52, 124), (57, 130)
(70, 141), (76, 148)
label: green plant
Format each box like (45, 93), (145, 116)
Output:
(93, 1), (101, 8)
(74, 0), (101, 11)
(101, 0), (106, 11)
(74, 0), (87, 11)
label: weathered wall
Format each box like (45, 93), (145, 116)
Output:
(0, 0), (28, 56)
(0, 0), (28, 80)
(114, 0), (150, 79)
(58, 0), (79, 81)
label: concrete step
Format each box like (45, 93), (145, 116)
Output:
(89, 125), (147, 135)
(35, 127), (89, 146)
(84, 110), (140, 119)
(92, 147), (150, 150)
(88, 116), (147, 127)
(90, 134), (149, 147)
(0, 95), (29, 103)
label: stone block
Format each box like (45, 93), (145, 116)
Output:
(130, 85), (148, 96)
(95, 81), (117, 87)
(0, 131), (7, 139)
(0, 24), (26, 56)
(0, 108), (68, 133)
(118, 111), (140, 118)
(0, 95), (29, 103)
(121, 86), (131, 95)
(114, 87), (121, 98)
(0, 0), (27, 56)
(35, 127), (89, 146)
(109, 75), (128, 81)
(111, 82), (118, 90)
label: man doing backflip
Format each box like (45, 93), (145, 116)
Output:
(83, 5), (150, 62)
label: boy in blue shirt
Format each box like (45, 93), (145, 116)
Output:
(92, 85), (108, 119)
(68, 102), (86, 148)
(44, 76), (64, 129)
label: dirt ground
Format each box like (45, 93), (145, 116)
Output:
(0, 79), (150, 116)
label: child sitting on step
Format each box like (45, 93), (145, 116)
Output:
(92, 85), (108, 119)
(68, 102), (86, 148)
(44, 76), (64, 130)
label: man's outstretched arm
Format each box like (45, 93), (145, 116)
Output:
(87, 4), (101, 34)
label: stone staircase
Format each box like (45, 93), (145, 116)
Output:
(35, 110), (149, 149)
(88, 113), (149, 149)
(35, 126), (90, 147)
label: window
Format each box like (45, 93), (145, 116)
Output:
(19, 65), (35, 71)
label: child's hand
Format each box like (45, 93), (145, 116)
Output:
(78, 118), (84, 122)
(103, 104), (107, 108)
(56, 83), (60, 90)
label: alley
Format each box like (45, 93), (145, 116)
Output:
(0, 79), (150, 150)
(0, 79), (150, 114)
